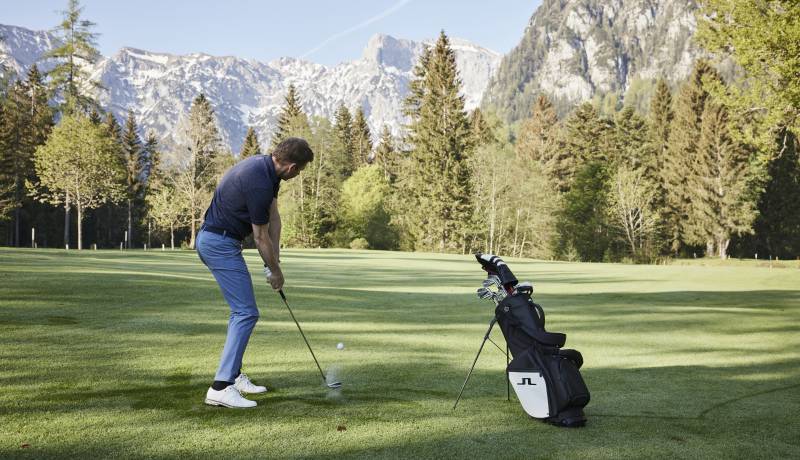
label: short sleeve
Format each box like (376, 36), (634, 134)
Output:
(246, 187), (274, 225)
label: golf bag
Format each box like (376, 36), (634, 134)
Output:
(476, 254), (590, 427)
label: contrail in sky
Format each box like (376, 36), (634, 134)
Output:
(300, 0), (413, 59)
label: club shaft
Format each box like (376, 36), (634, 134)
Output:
(279, 290), (328, 384)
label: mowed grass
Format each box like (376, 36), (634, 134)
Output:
(1, 248), (799, 459)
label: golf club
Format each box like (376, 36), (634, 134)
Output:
(277, 289), (342, 390)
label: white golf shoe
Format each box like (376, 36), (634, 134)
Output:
(204, 386), (257, 408)
(234, 373), (268, 394)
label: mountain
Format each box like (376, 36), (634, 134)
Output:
(0, 24), (501, 159)
(482, 0), (702, 122)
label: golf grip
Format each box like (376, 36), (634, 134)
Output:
(278, 289), (328, 384)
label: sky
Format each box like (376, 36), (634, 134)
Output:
(1, 0), (542, 66)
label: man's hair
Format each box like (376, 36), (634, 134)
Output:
(272, 137), (314, 165)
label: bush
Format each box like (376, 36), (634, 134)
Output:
(349, 238), (369, 250)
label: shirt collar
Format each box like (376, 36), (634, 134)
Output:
(264, 154), (280, 183)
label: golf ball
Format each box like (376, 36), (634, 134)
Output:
(337, 342), (344, 350)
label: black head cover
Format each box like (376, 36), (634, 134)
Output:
(475, 253), (518, 287)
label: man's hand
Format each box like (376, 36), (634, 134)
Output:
(264, 265), (285, 290)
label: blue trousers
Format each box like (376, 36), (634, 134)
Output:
(196, 229), (260, 382)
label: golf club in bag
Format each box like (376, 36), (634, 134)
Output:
(454, 253), (590, 427)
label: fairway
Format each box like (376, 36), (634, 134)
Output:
(1, 248), (799, 459)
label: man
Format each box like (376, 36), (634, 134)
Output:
(197, 137), (313, 408)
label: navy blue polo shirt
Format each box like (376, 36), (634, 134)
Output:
(203, 154), (280, 239)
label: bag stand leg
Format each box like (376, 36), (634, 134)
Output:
(453, 317), (497, 410)
(506, 343), (510, 402)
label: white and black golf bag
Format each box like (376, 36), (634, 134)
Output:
(475, 254), (590, 427)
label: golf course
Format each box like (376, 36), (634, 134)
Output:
(1, 247), (798, 458)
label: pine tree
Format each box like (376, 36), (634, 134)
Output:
(89, 108), (102, 125)
(469, 107), (495, 147)
(240, 127), (261, 159)
(664, 60), (720, 254)
(331, 102), (354, 181)
(557, 162), (612, 261)
(271, 84), (307, 147)
(182, 93), (222, 248)
(647, 79), (673, 230)
(142, 131), (159, 187)
(105, 112), (122, 143)
(402, 31), (474, 252)
(121, 110), (145, 248)
(516, 95), (559, 183)
(0, 66), (54, 246)
(352, 107), (373, 168)
(684, 100), (756, 258)
(555, 103), (614, 193)
(267, 87), (315, 246)
(45, 0), (102, 113)
(372, 125), (396, 181)
(614, 107), (650, 170)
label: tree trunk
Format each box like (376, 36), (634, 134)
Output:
(77, 201), (83, 250)
(190, 211), (196, 249)
(170, 222), (175, 250)
(127, 198), (133, 249)
(14, 207), (20, 247)
(717, 237), (729, 260)
(64, 192), (71, 248)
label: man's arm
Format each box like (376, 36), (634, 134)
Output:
(252, 221), (283, 290)
(268, 199), (281, 263)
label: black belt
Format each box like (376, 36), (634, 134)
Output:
(201, 225), (243, 241)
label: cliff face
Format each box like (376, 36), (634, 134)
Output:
(482, 0), (701, 121)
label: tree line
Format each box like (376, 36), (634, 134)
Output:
(1, 0), (798, 261)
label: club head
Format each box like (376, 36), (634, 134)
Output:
(476, 287), (492, 299)
(327, 381), (343, 389)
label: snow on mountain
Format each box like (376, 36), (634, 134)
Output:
(0, 24), (502, 160)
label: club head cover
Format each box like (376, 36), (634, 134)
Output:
(474, 253), (518, 287)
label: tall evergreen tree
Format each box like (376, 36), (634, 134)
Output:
(331, 103), (354, 181)
(121, 110), (145, 248)
(264, 89), (317, 246)
(142, 131), (159, 186)
(271, 84), (306, 147)
(45, 0), (102, 113)
(685, 100), (756, 258)
(556, 103), (614, 193)
(516, 95), (558, 164)
(181, 93), (222, 248)
(352, 107), (373, 168)
(0, 66), (54, 246)
(557, 162), (612, 261)
(647, 79), (673, 230)
(469, 107), (495, 147)
(402, 31), (473, 252)
(240, 127), (261, 159)
(614, 107), (650, 170)
(373, 125), (398, 182)
(664, 60), (720, 254)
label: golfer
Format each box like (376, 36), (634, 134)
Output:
(197, 137), (313, 408)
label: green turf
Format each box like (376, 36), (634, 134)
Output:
(1, 248), (798, 459)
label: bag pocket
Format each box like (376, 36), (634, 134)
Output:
(553, 356), (590, 409)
